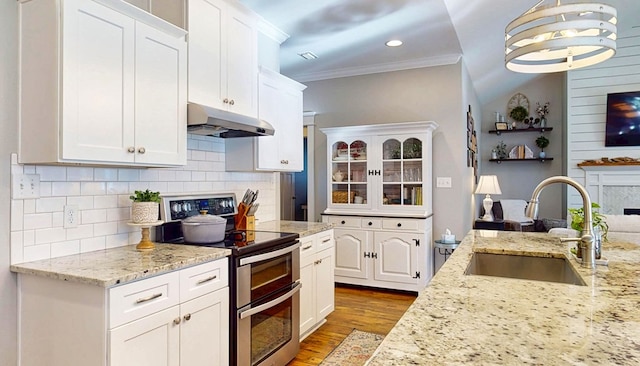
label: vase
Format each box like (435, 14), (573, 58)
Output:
(131, 202), (159, 223)
(540, 117), (547, 128)
(539, 151), (546, 158)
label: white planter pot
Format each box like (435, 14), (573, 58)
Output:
(131, 202), (159, 223)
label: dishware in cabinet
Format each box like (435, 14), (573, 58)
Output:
(322, 121), (438, 215)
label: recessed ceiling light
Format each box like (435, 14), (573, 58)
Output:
(298, 51), (318, 60)
(386, 40), (403, 47)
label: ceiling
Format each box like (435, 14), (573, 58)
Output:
(241, 0), (639, 104)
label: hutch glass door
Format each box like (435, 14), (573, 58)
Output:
(331, 140), (368, 205)
(381, 138), (423, 206)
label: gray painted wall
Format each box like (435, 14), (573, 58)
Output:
(302, 63), (478, 270)
(1, 1), (18, 364)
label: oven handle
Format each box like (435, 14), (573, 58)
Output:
(239, 242), (300, 266)
(239, 282), (301, 320)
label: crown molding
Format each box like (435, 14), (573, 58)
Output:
(286, 54), (462, 82)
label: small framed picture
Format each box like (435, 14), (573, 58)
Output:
(495, 122), (508, 131)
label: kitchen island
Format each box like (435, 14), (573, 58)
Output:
(367, 230), (640, 365)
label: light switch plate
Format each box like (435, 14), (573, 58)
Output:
(12, 174), (41, 199)
(436, 176), (452, 188)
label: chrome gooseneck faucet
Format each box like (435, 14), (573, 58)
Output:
(526, 176), (596, 269)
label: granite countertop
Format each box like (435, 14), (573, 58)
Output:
(255, 220), (333, 237)
(367, 230), (640, 365)
(10, 244), (231, 287)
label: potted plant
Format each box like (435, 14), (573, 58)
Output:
(509, 105), (529, 123)
(130, 189), (161, 223)
(568, 202), (608, 259)
(494, 141), (507, 159)
(535, 136), (549, 158)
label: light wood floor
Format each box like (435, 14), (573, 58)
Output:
(287, 285), (417, 366)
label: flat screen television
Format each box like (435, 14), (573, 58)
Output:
(605, 91), (640, 147)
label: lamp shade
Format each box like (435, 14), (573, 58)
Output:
(505, 1), (617, 73)
(475, 175), (502, 195)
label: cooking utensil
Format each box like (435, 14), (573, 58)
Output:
(247, 203), (259, 216)
(241, 189), (251, 204)
(181, 210), (227, 243)
(249, 190), (259, 205)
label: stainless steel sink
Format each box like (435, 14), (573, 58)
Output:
(465, 252), (586, 286)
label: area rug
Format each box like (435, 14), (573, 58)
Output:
(320, 329), (385, 366)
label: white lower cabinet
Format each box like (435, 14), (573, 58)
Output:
(17, 259), (229, 366)
(325, 216), (432, 292)
(299, 230), (335, 339)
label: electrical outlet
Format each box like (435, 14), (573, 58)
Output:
(12, 174), (40, 199)
(64, 205), (79, 228)
(436, 177), (452, 188)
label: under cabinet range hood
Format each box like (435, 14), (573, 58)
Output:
(187, 103), (275, 138)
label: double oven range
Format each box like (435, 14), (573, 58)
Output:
(156, 193), (301, 366)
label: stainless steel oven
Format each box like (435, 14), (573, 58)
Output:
(236, 243), (300, 366)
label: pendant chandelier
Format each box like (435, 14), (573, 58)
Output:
(505, 0), (617, 73)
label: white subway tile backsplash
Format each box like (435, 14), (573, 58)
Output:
(36, 166), (66, 181)
(80, 237), (106, 252)
(10, 142), (278, 264)
(51, 240), (81, 257)
(23, 213), (52, 230)
(80, 182), (106, 196)
(67, 167), (94, 181)
(81, 209), (107, 224)
(66, 225), (94, 240)
(35, 227), (66, 245)
(35, 197), (66, 213)
(52, 181), (81, 196)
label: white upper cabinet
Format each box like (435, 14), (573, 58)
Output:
(18, 0), (187, 167)
(187, 0), (258, 118)
(225, 68), (306, 172)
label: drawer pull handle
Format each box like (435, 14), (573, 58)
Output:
(184, 313), (192, 321)
(136, 293), (162, 304)
(397, 223), (402, 227)
(368, 222), (373, 226)
(173, 317), (181, 325)
(302, 245), (313, 250)
(196, 275), (217, 285)
(321, 238), (331, 243)
(341, 220), (346, 225)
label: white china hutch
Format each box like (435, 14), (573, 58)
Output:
(321, 121), (438, 292)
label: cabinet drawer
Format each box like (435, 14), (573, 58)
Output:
(109, 271), (180, 329)
(316, 230), (334, 252)
(382, 219), (421, 231)
(299, 236), (316, 259)
(327, 216), (361, 228)
(361, 218), (382, 229)
(180, 259), (229, 302)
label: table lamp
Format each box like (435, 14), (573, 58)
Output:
(475, 175), (502, 221)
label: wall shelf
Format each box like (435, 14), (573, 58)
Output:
(489, 127), (553, 135)
(490, 158), (554, 164)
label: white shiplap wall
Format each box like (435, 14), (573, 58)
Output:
(566, 26), (640, 209)
(10, 135), (277, 264)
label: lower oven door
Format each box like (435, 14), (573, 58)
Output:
(237, 281), (301, 366)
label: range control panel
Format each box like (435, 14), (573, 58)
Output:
(161, 193), (237, 221)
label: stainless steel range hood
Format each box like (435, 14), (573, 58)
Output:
(187, 103), (275, 138)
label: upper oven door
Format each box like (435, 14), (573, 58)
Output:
(237, 242), (300, 308)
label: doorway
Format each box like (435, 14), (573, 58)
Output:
(280, 136), (308, 221)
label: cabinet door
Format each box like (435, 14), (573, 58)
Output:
(315, 247), (335, 320)
(225, 4), (257, 117)
(334, 229), (368, 279)
(277, 83), (304, 171)
(328, 137), (371, 208)
(187, 0), (226, 109)
(255, 72), (281, 170)
(62, 0), (136, 163)
(180, 288), (229, 366)
(109, 306), (180, 366)
(379, 135), (427, 211)
(373, 231), (419, 284)
(299, 257), (315, 336)
(135, 21), (187, 165)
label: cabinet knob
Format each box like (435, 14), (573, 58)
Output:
(368, 222), (373, 226)
(127, 147), (135, 153)
(397, 223), (402, 227)
(183, 313), (191, 321)
(138, 147), (146, 154)
(173, 317), (181, 325)
(229, 99), (235, 105)
(341, 220), (346, 225)
(223, 98), (229, 104)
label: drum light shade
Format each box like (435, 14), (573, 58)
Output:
(505, 1), (617, 73)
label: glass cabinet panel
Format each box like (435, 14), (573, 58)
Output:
(381, 137), (423, 206)
(331, 140), (367, 205)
